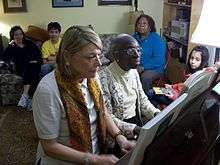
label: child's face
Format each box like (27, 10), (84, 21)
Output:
(189, 50), (202, 70)
(48, 29), (60, 42)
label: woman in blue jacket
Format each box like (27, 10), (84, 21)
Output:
(133, 14), (166, 94)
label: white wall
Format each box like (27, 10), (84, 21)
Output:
(0, 0), (163, 38)
(139, 0), (164, 35)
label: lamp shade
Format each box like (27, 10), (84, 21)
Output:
(191, 0), (220, 48)
(128, 10), (144, 25)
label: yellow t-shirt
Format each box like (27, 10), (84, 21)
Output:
(41, 38), (61, 59)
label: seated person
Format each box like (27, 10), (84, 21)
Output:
(166, 45), (210, 100)
(99, 34), (160, 139)
(40, 22), (61, 77)
(2, 26), (42, 109)
(32, 26), (135, 165)
(148, 45), (210, 106)
(133, 14), (166, 94)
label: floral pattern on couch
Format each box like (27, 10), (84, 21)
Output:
(0, 74), (23, 105)
(99, 34), (117, 65)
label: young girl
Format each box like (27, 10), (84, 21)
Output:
(148, 45), (209, 107)
(165, 45), (209, 100)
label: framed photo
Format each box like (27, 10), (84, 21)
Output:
(52, 0), (84, 7)
(3, 0), (27, 13)
(98, 0), (132, 6)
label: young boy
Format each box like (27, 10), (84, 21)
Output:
(40, 22), (61, 77)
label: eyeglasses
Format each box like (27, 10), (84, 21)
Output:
(115, 47), (142, 57)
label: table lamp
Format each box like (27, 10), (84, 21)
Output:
(191, 0), (220, 66)
(128, 0), (144, 25)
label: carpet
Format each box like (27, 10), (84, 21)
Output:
(0, 106), (38, 165)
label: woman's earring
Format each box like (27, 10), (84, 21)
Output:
(65, 63), (72, 76)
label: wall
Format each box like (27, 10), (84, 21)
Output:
(0, 0), (163, 39)
(188, 0), (203, 53)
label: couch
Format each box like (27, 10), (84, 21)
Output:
(0, 25), (186, 106)
(0, 28), (117, 106)
(0, 74), (23, 105)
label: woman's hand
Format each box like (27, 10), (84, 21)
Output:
(47, 55), (56, 63)
(164, 84), (174, 98)
(89, 154), (119, 165)
(164, 90), (176, 100)
(116, 135), (136, 154)
(164, 84), (172, 90)
(9, 40), (16, 46)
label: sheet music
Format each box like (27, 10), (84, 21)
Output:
(126, 93), (188, 165)
(183, 69), (216, 99)
(212, 82), (220, 95)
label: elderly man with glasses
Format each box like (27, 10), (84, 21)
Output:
(99, 34), (160, 140)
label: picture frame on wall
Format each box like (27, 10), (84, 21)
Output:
(52, 0), (84, 8)
(98, 0), (132, 6)
(2, 0), (27, 13)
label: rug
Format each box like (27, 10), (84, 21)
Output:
(0, 106), (38, 165)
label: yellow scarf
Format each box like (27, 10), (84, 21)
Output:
(55, 68), (107, 153)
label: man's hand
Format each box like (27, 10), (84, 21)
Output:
(133, 126), (141, 136)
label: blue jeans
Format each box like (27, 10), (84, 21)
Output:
(140, 70), (163, 94)
(39, 63), (55, 79)
(147, 89), (172, 107)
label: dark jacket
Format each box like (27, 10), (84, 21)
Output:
(3, 39), (42, 76)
